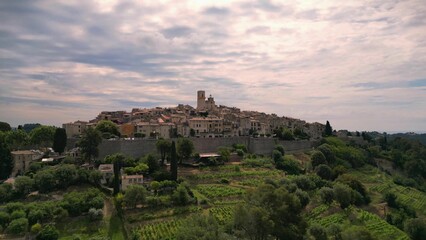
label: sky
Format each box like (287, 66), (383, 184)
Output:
(0, 0), (425, 132)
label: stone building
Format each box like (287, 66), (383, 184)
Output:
(11, 150), (43, 177)
(121, 174), (144, 191)
(188, 117), (224, 137)
(135, 122), (174, 139)
(63, 121), (88, 138)
(196, 90), (217, 112)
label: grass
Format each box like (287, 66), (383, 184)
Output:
(57, 216), (106, 239)
(108, 214), (126, 240)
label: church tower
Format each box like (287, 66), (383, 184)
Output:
(197, 90), (206, 110)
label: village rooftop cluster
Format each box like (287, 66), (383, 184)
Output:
(63, 90), (325, 140)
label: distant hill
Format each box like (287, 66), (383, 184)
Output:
(389, 133), (426, 145)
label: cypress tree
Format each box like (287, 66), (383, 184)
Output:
(170, 141), (178, 181)
(52, 128), (67, 154)
(325, 121), (333, 136)
(0, 142), (13, 180)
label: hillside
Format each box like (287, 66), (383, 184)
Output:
(1, 136), (426, 239)
(389, 133), (426, 145)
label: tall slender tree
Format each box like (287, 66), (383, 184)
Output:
(156, 138), (171, 165)
(170, 141), (178, 181)
(0, 141), (13, 180)
(325, 121), (333, 137)
(52, 128), (67, 154)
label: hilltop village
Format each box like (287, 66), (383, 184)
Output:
(63, 90), (325, 140)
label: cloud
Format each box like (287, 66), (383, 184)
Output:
(350, 79), (426, 90)
(161, 26), (193, 39)
(0, 0), (425, 131)
(203, 7), (230, 15)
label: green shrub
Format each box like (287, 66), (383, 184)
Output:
(6, 218), (28, 235)
(31, 223), (42, 234)
(236, 149), (244, 157)
(220, 178), (230, 184)
(37, 224), (59, 240)
(311, 151), (326, 168)
(11, 210), (26, 220)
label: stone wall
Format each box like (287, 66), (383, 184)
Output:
(192, 137), (249, 153)
(97, 137), (315, 159)
(248, 138), (315, 155)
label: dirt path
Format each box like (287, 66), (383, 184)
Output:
(103, 197), (114, 219)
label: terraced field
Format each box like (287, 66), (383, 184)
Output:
(135, 219), (183, 240)
(348, 166), (426, 216)
(196, 184), (246, 199)
(209, 206), (235, 224)
(355, 208), (410, 240)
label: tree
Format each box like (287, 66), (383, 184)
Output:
(5, 130), (29, 150)
(319, 187), (334, 205)
(109, 154), (125, 195)
(234, 204), (273, 240)
(404, 218), (426, 240)
(123, 185), (147, 209)
(0, 212), (10, 229)
(95, 120), (120, 138)
(218, 147), (231, 162)
(88, 208), (103, 221)
(0, 183), (13, 203)
(22, 123), (41, 133)
(311, 151), (327, 168)
(315, 164), (334, 180)
(278, 155), (302, 175)
(34, 169), (57, 193)
(295, 189), (310, 208)
(145, 154), (160, 174)
(233, 184), (307, 240)
(150, 181), (161, 195)
(310, 224), (328, 240)
(0, 121), (11, 132)
(6, 218), (28, 235)
(124, 163), (148, 175)
(172, 183), (191, 206)
(177, 138), (194, 164)
(325, 121), (333, 136)
(190, 128), (196, 137)
(341, 226), (375, 240)
(14, 176), (35, 196)
(170, 141), (178, 181)
(275, 145), (285, 155)
(29, 125), (56, 148)
(11, 210), (26, 220)
(55, 164), (78, 188)
(176, 214), (224, 240)
(0, 141), (13, 180)
(78, 128), (102, 164)
(36, 224), (59, 240)
(52, 128), (67, 154)
(317, 144), (335, 164)
(156, 138), (171, 165)
(281, 128), (295, 140)
(31, 223), (42, 234)
(333, 184), (352, 209)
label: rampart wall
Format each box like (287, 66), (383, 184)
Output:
(97, 137), (316, 159)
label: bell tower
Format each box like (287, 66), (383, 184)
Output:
(197, 90), (206, 110)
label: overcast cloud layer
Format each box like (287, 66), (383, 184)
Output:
(1, 0), (425, 132)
